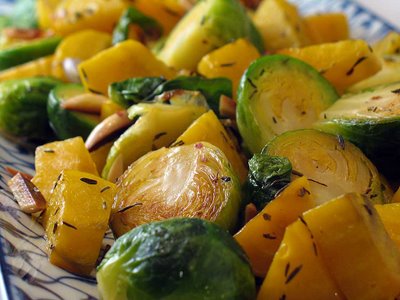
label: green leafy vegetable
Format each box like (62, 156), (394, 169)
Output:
(112, 6), (162, 45)
(246, 153), (292, 210)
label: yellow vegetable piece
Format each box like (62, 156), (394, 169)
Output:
(253, 0), (310, 51)
(234, 176), (315, 277)
(45, 170), (115, 275)
(278, 40), (382, 93)
(197, 39), (260, 97)
(347, 55), (400, 93)
(32, 136), (98, 204)
(132, 0), (184, 35)
(37, 0), (61, 29)
(304, 13), (349, 44)
(90, 142), (114, 175)
(52, 30), (111, 81)
(0, 55), (54, 81)
(52, 0), (129, 36)
(393, 185), (400, 203)
(172, 110), (248, 182)
(100, 100), (124, 120)
(258, 219), (344, 300)
(373, 31), (400, 56)
(79, 40), (176, 95)
(303, 193), (400, 300)
(375, 203), (400, 251)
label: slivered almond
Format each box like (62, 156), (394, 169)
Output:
(107, 154), (124, 183)
(7, 173), (46, 213)
(61, 93), (108, 114)
(85, 110), (133, 152)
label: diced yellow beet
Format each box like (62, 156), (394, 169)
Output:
(304, 13), (349, 44)
(45, 170), (115, 275)
(90, 141), (113, 175)
(78, 40), (176, 95)
(234, 176), (315, 277)
(278, 40), (382, 93)
(32, 136), (98, 204)
(37, 0), (60, 29)
(197, 39), (260, 97)
(303, 193), (400, 300)
(52, 30), (111, 81)
(347, 55), (400, 93)
(0, 55), (54, 81)
(375, 203), (400, 250)
(172, 110), (248, 183)
(51, 0), (129, 36)
(373, 32), (400, 56)
(253, 0), (310, 51)
(257, 219), (344, 300)
(100, 99), (124, 120)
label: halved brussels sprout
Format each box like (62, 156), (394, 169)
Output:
(237, 54), (338, 153)
(315, 82), (400, 176)
(262, 129), (385, 204)
(101, 101), (207, 181)
(0, 77), (61, 139)
(98, 218), (255, 300)
(157, 0), (263, 70)
(110, 142), (242, 237)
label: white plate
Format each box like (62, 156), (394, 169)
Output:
(0, 1), (397, 299)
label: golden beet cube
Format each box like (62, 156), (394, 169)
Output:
(45, 170), (115, 275)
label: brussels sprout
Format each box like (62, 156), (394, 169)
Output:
(0, 77), (61, 139)
(110, 142), (242, 237)
(245, 154), (292, 210)
(262, 129), (385, 204)
(102, 102), (207, 181)
(112, 7), (162, 45)
(0, 36), (61, 71)
(158, 0), (263, 70)
(98, 218), (255, 300)
(315, 82), (400, 176)
(237, 54), (339, 153)
(47, 83), (100, 140)
(109, 75), (231, 115)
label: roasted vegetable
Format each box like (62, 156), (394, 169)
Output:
(244, 153), (292, 210)
(237, 54), (338, 153)
(98, 218), (256, 300)
(257, 217), (344, 300)
(0, 36), (61, 71)
(47, 83), (101, 140)
(32, 137), (98, 208)
(253, 0), (310, 51)
(263, 129), (385, 204)
(235, 176), (315, 277)
(302, 193), (400, 299)
(171, 110), (248, 182)
(347, 55), (400, 92)
(158, 0), (264, 70)
(102, 101), (206, 181)
(304, 13), (349, 44)
(109, 76), (231, 115)
(197, 38), (261, 97)
(315, 82), (400, 176)
(278, 39), (382, 93)
(375, 203), (400, 250)
(0, 77), (61, 139)
(52, 30), (111, 82)
(373, 31), (400, 56)
(7, 173), (46, 214)
(110, 142), (242, 237)
(0, 55), (54, 81)
(45, 170), (115, 275)
(112, 6), (162, 45)
(78, 40), (176, 95)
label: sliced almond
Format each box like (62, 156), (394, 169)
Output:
(61, 93), (108, 114)
(7, 173), (46, 214)
(107, 154), (124, 183)
(85, 110), (133, 152)
(5, 166), (33, 181)
(219, 95), (236, 119)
